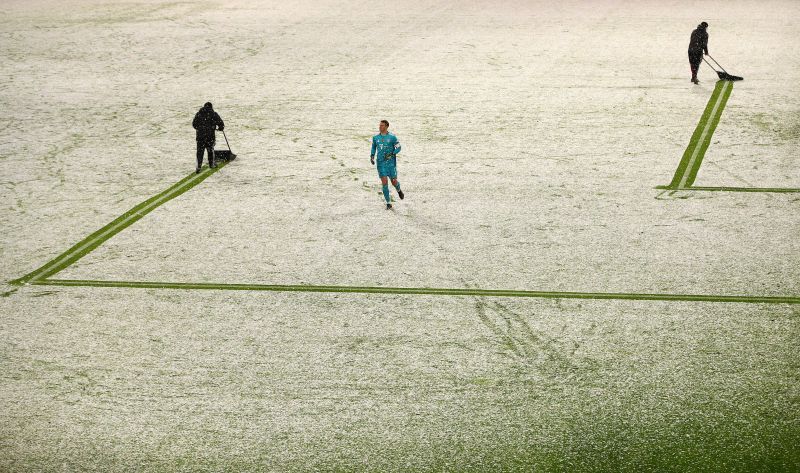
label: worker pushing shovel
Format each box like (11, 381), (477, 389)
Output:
(688, 22), (743, 84)
(688, 22), (709, 84)
(193, 102), (225, 173)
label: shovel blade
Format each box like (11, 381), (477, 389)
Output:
(214, 150), (236, 161)
(717, 71), (744, 82)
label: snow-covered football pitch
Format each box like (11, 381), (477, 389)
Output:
(1, 0), (799, 471)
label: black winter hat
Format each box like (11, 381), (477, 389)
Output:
(699, 21), (708, 28)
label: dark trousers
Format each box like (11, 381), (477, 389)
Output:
(688, 50), (703, 77)
(197, 140), (215, 168)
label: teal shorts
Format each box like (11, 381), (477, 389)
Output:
(376, 158), (397, 179)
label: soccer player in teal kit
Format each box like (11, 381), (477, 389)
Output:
(370, 120), (404, 209)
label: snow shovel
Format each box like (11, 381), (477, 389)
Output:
(215, 129), (237, 161)
(703, 55), (743, 81)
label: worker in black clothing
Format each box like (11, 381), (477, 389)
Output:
(192, 102), (225, 173)
(688, 22), (709, 84)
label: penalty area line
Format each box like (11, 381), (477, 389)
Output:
(10, 163), (227, 285)
(34, 278), (800, 304)
(655, 185), (800, 193)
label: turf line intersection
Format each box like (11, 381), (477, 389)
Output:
(659, 80), (800, 194)
(11, 163), (227, 285)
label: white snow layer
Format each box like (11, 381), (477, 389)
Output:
(1, 1), (799, 471)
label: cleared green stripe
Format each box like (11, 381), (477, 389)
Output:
(666, 81), (725, 187)
(10, 163), (226, 285)
(36, 279), (800, 304)
(667, 80), (732, 189)
(682, 81), (733, 187)
(655, 186), (800, 193)
(688, 186), (800, 193)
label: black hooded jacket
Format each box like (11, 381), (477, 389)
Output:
(193, 104), (224, 143)
(689, 26), (709, 54)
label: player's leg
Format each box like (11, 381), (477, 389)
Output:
(385, 161), (402, 201)
(390, 177), (404, 200)
(380, 175), (391, 207)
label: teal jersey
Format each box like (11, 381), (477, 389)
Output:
(370, 133), (401, 161)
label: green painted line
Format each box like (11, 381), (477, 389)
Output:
(666, 80), (733, 189)
(35, 278), (800, 304)
(681, 81), (732, 188)
(655, 185), (800, 193)
(10, 163), (227, 285)
(677, 186), (800, 193)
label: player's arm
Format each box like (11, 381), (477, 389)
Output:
(393, 136), (401, 156)
(370, 136), (377, 164)
(384, 136), (400, 159)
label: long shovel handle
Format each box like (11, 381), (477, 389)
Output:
(702, 56), (720, 72)
(221, 129), (234, 153)
(706, 54), (728, 74)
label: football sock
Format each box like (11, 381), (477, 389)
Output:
(382, 184), (391, 203)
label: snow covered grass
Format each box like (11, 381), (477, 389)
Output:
(1, 0), (799, 471)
